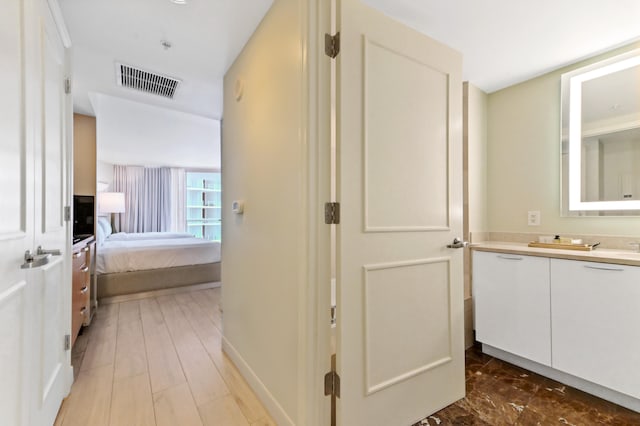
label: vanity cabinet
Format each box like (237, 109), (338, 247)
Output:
(473, 251), (551, 365)
(474, 248), (640, 408)
(550, 259), (640, 399)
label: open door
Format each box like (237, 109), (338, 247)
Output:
(334, 0), (465, 424)
(0, 0), (72, 424)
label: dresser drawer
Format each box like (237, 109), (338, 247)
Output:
(71, 242), (92, 346)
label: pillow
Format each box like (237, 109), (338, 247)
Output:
(98, 217), (112, 237)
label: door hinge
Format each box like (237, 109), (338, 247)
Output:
(64, 206), (71, 222)
(64, 334), (71, 351)
(324, 370), (340, 398)
(330, 305), (336, 326)
(324, 32), (340, 58)
(324, 202), (340, 224)
(326, 354), (339, 426)
(64, 78), (71, 94)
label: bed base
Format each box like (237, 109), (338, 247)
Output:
(97, 262), (221, 299)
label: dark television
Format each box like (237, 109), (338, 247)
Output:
(73, 195), (95, 237)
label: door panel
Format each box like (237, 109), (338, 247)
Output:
(0, 0), (34, 424)
(336, 0), (464, 424)
(33, 257), (67, 424)
(0, 281), (29, 426)
(41, 5), (65, 236)
(364, 38), (449, 231)
(364, 258), (453, 395)
(0, 0), (28, 238)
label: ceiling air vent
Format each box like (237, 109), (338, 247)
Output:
(116, 63), (181, 99)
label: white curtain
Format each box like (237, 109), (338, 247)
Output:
(170, 168), (186, 232)
(113, 165), (175, 233)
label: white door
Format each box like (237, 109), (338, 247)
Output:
(0, 0), (72, 424)
(0, 0), (37, 423)
(335, 0), (465, 424)
(30, 1), (73, 423)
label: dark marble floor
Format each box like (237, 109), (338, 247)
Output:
(414, 345), (640, 425)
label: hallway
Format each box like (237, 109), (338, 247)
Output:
(55, 287), (274, 426)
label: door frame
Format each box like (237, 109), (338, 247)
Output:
(303, 0), (333, 425)
(44, 0), (74, 388)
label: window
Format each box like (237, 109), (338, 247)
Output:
(186, 171), (221, 241)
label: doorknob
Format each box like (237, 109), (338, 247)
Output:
(21, 250), (51, 269)
(447, 237), (468, 249)
(36, 246), (61, 256)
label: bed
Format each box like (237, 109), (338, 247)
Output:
(96, 217), (221, 299)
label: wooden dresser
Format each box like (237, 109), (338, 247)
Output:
(71, 236), (95, 347)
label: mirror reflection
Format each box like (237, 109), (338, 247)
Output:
(561, 49), (640, 215)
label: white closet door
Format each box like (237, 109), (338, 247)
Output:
(0, 0), (72, 424)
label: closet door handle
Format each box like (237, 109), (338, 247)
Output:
(497, 255), (523, 261)
(584, 265), (624, 272)
(80, 286), (88, 294)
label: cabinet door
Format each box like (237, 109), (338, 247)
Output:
(551, 259), (640, 399)
(474, 251), (551, 365)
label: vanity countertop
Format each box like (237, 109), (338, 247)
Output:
(471, 241), (640, 267)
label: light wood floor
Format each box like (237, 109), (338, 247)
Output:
(55, 287), (275, 426)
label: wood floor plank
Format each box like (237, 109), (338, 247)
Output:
(88, 302), (120, 334)
(250, 418), (278, 426)
(198, 395), (250, 426)
(62, 364), (114, 426)
(63, 287), (274, 426)
(81, 323), (117, 371)
(139, 297), (186, 393)
(114, 318), (148, 380)
(117, 300), (141, 324)
(176, 292), (271, 423)
(109, 373), (155, 426)
(212, 352), (272, 423)
(139, 297), (165, 330)
(156, 295), (229, 406)
(53, 396), (70, 426)
(189, 290), (222, 329)
(153, 383), (203, 426)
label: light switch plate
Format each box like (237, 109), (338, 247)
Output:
(528, 210), (541, 226)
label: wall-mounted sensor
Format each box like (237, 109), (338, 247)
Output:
(232, 200), (244, 214)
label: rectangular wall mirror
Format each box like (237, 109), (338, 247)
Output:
(561, 48), (640, 216)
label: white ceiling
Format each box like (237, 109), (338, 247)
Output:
(59, 0), (273, 119)
(60, 0), (640, 119)
(364, 0), (640, 92)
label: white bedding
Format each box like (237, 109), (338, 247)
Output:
(97, 237), (220, 274)
(106, 231), (193, 241)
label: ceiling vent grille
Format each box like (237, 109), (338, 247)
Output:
(116, 63), (181, 99)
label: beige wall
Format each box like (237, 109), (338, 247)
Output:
(73, 113), (96, 195)
(487, 41), (640, 237)
(466, 84), (489, 240)
(221, 0), (308, 424)
(463, 83), (488, 348)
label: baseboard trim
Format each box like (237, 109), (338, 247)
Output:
(99, 281), (221, 305)
(222, 336), (295, 426)
(482, 344), (640, 413)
